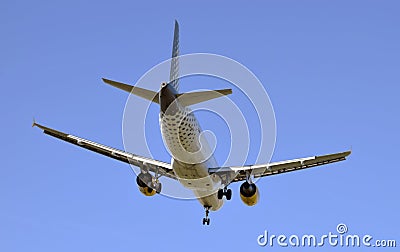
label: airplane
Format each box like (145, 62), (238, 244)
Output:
(33, 20), (351, 225)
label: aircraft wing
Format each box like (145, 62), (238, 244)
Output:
(33, 122), (176, 180)
(209, 151), (351, 183)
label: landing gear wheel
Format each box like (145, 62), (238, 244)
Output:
(226, 189), (232, 200)
(217, 187), (232, 200)
(217, 189), (223, 199)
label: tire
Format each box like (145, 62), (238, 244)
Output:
(226, 189), (232, 200)
(217, 189), (223, 199)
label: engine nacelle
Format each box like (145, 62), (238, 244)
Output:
(136, 173), (156, 196)
(240, 181), (260, 206)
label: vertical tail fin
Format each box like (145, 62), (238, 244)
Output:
(169, 20), (180, 91)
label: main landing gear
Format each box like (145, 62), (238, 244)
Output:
(202, 206), (210, 225)
(217, 187), (232, 200)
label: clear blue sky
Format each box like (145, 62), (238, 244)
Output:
(1, 0), (399, 251)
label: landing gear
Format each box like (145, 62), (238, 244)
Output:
(202, 217), (210, 225)
(226, 188), (232, 200)
(202, 206), (210, 225)
(217, 187), (232, 200)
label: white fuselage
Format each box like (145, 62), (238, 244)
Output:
(160, 100), (223, 211)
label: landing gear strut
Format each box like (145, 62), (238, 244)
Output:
(202, 206), (210, 225)
(217, 187), (232, 200)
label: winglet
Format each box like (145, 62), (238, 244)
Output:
(343, 149), (352, 158)
(32, 117), (37, 128)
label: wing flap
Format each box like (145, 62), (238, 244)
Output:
(210, 151), (351, 182)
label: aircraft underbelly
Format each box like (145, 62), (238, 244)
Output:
(161, 106), (223, 211)
(171, 158), (223, 211)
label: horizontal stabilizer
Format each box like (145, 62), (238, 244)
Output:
(102, 78), (159, 103)
(176, 89), (232, 106)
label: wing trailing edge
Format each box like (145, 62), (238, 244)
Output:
(33, 121), (176, 179)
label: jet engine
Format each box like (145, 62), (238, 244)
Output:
(239, 181), (259, 206)
(136, 173), (159, 196)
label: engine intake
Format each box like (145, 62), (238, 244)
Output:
(240, 181), (259, 206)
(136, 173), (156, 196)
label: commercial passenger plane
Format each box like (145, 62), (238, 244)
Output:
(33, 21), (351, 225)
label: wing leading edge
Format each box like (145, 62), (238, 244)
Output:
(33, 122), (176, 180)
(209, 151), (351, 183)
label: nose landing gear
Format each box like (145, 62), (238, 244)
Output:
(202, 206), (210, 225)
